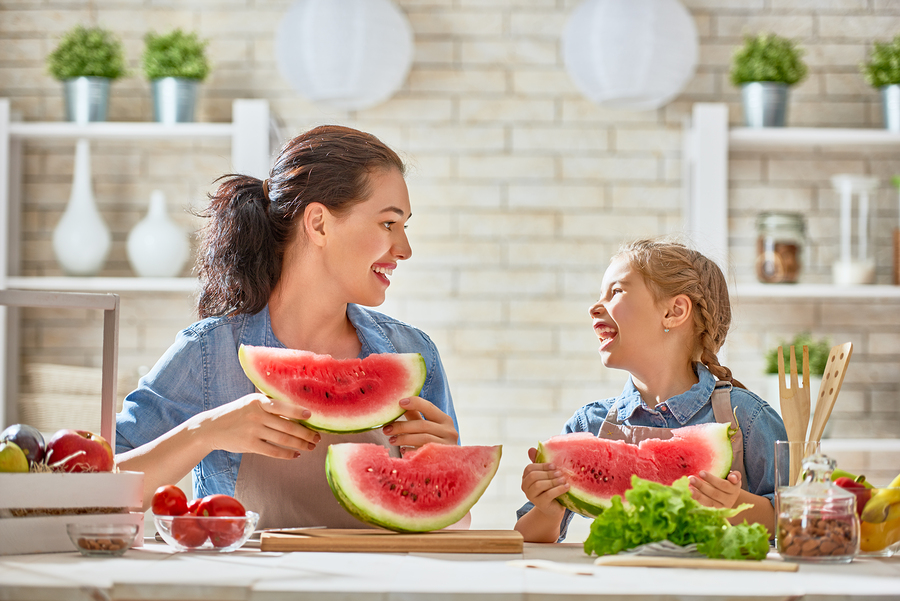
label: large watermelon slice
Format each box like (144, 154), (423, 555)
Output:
(238, 345), (426, 433)
(537, 422), (734, 518)
(325, 443), (502, 532)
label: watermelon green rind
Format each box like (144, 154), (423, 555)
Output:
(325, 443), (502, 532)
(538, 422), (733, 519)
(238, 345), (426, 433)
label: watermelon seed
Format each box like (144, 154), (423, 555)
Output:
(437, 491), (441, 498)
(391, 470), (397, 474)
(303, 386), (311, 393)
(367, 468), (373, 472)
(324, 391), (330, 399)
(401, 490), (409, 496)
(390, 484), (396, 490)
(424, 478), (430, 485)
(411, 494), (417, 502)
(360, 388), (366, 394)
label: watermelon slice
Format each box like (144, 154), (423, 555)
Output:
(325, 443), (502, 532)
(238, 345), (426, 433)
(537, 422), (734, 518)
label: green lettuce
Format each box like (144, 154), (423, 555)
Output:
(583, 476), (769, 561)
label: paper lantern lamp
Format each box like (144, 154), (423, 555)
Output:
(275, 0), (414, 111)
(562, 0), (698, 111)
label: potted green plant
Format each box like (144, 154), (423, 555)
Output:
(860, 35), (900, 133)
(142, 29), (211, 123)
(46, 25), (127, 123)
(730, 33), (808, 128)
(764, 332), (830, 430)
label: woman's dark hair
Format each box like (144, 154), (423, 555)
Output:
(196, 125), (406, 318)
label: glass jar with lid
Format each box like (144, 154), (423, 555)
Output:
(776, 454), (859, 563)
(756, 212), (805, 283)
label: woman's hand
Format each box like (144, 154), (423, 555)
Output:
(381, 396), (458, 448)
(201, 393), (321, 459)
(521, 447), (569, 517)
(688, 470), (742, 509)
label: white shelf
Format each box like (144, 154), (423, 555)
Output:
(733, 283), (900, 299)
(8, 121), (233, 141)
(5, 276), (198, 293)
(729, 126), (900, 150)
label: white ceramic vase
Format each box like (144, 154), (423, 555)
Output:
(52, 139), (111, 276)
(127, 190), (190, 277)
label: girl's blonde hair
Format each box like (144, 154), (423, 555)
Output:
(615, 238), (746, 389)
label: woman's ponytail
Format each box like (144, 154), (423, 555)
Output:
(196, 175), (279, 319)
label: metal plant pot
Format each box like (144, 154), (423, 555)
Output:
(881, 84), (900, 132)
(151, 77), (199, 124)
(741, 82), (789, 128)
(63, 77), (110, 123)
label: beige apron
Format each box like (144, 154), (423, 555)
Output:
(597, 382), (748, 490)
(234, 430), (399, 529)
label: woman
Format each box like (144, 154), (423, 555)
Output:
(116, 126), (459, 529)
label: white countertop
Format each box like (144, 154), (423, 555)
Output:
(1, 540), (899, 600)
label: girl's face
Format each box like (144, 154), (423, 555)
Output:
(589, 255), (668, 371)
(324, 168), (412, 307)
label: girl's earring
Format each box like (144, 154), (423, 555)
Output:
(664, 327), (670, 333)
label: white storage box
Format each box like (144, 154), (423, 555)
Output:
(0, 290), (144, 555)
(0, 472), (144, 555)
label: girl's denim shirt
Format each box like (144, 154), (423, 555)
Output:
(115, 304), (458, 500)
(516, 363), (787, 541)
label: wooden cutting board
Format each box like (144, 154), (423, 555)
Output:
(593, 555), (799, 572)
(259, 528), (524, 554)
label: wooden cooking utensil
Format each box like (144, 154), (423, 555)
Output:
(808, 342), (853, 443)
(777, 345), (811, 486)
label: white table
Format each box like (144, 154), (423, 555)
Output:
(1, 541), (899, 600)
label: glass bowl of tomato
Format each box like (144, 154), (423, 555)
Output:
(154, 511), (259, 552)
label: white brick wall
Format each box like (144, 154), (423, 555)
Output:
(2, 0), (899, 539)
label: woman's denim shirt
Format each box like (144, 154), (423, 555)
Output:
(516, 363), (787, 541)
(116, 304), (458, 500)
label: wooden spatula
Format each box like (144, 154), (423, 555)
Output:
(808, 342), (853, 443)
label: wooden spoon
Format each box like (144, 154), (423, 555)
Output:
(808, 342), (853, 443)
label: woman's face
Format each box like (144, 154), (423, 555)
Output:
(588, 255), (667, 371)
(323, 168), (413, 307)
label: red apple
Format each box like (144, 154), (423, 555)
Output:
(45, 429), (114, 473)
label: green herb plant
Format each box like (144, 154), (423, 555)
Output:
(583, 476), (769, 561)
(764, 332), (830, 376)
(730, 32), (808, 87)
(861, 36), (900, 88)
(142, 29), (210, 81)
(46, 25), (127, 81)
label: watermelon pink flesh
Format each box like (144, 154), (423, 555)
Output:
(326, 443), (502, 532)
(238, 345), (426, 433)
(537, 422), (733, 518)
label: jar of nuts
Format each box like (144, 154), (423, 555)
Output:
(755, 212), (805, 284)
(777, 454), (859, 563)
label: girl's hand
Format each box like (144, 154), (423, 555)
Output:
(521, 447), (569, 518)
(201, 393), (321, 458)
(381, 396), (458, 448)
(688, 470), (742, 509)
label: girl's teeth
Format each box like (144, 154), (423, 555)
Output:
(374, 266), (393, 275)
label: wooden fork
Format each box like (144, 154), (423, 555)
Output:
(777, 345), (811, 486)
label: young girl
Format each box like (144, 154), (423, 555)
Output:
(515, 238), (786, 543)
(116, 125), (460, 529)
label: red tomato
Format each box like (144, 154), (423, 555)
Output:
(185, 497), (202, 515)
(207, 518), (246, 548)
(151, 484), (188, 516)
(196, 494), (245, 517)
(171, 515), (208, 548)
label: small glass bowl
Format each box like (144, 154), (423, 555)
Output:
(859, 487), (900, 558)
(66, 523), (139, 557)
(154, 511), (259, 553)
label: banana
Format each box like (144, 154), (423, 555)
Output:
(860, 473), (900, 524)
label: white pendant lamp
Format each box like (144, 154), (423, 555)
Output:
(562, 0), (698, 111)
(275, 0), (414, 111)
